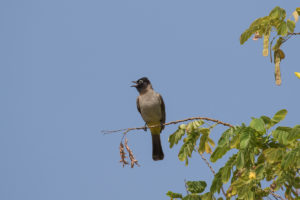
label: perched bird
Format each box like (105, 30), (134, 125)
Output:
(131, 77), (165, 161)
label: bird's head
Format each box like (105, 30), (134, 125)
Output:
(131, 77), (152, 93)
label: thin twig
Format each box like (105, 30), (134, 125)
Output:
(269, 36), (277, 63)
(102, 117), (233, 134)
(287, 32), (300, 36)
(270, 190), (285, 200)
(199, 153), (226, 197)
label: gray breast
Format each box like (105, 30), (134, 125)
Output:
(139, 91), (162, 123)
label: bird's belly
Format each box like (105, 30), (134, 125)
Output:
(140, 100), (162, 123)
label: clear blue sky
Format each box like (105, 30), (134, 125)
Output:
(1, 1), (299, 199)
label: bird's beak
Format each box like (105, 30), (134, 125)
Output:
(131, 81), (138, 87)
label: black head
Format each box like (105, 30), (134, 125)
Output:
(131, 77), (152, 92)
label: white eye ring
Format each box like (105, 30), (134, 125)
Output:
(138, 80), (143, 84)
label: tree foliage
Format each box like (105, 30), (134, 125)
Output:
(240, 7), (300, 86)
(167, 109), (300, 200)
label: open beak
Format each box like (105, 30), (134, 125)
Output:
(131, 81), (138, 87)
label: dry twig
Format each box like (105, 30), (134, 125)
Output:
(119, 142), (129, 167)
(124, 138), (140, 168)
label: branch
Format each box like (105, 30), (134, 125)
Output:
(287, 32), (300, 36)
(270, 190), (285, 200)
(199, 153), (226, 197)
(102, 117), (233, 135)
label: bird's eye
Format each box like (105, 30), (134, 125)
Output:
(138, 80), (143, 84)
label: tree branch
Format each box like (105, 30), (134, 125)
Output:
(102, 117), (233, 135)
(270, 190), (285, 200)
(199, 153), (226, 197)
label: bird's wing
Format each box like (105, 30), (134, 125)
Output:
(158, 93), (166, 130)
(136, 97), (141, 114)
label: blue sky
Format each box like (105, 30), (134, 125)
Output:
(1, 1), (299, 199)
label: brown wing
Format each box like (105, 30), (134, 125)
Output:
(136, 97), (141, 114)
(158, 93), (166, 130)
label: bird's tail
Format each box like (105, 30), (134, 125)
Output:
(151, 134), (164, 161)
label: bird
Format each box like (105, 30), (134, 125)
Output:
(131, 77), (165, 161)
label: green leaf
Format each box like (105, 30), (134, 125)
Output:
(269, 6), (282, 19)
(182, 194), (202, 200)
(281, 147), (299, 170)
(178, 141), (194, 163)
(272, 126), (292, 145)
(287, 19), (295, 33)
(169, 128), (186, 148)
(236, 151), (245, 169)
(296, 7), (300, 15)
(263, 148), (285, 163)
(255, 164), (265, 179)
(277, 21), (288, 36)
(210, 171), (223, 194)
(198, 134), (207, 154)
(287, 127), (300, 141)
(250, 118), (265, 133)
(221, 154), (237, 183)
(272, 109), (287, 123)
(186, 181), (207, 193)
(210, 146), (230, 163)
(166, 191), (183, 199)
(240, 128), (252, 149)
(200, 192), (214, 200)
(260, 116), (273, 129)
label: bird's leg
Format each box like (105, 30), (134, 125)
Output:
(143, 123), (147, 132)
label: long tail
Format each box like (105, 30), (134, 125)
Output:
(151, 134), (164, 161)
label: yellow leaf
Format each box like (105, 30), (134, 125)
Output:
(205, 143), (212, 154)
(295, 72), (300, 79)
(293, 11), (299, 22)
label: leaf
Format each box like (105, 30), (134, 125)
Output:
(272, 109), (287, 123)
(169, 128), (186, 148)
(272, 126), (292, 145)
(240, 129), (252, 149)
(221, 154), (237, 183)
(210, 146), (230, 163)
(264, 148), (285, 163)
(236, 151), (245, 169)
(167, 191), (183, 199)
(295, 72), (300, 79)
(287, 127), (300, 141)
(240, 17), (270, 45)
(287, 19), (295, 33)
(182, 194), (202, 200)
(255, 164), (265, 179)
(297, 7), (300, 15)
(269, 6), (282, 19)
(200, 192), (214, 200)
(198, 133), (208, 154)
(178, 141), (194, 164)
(186, 181), (207, 193)
(293, 11), (299, 22)
(210, 171), (223, 194)
(281, 147), (299, 170)
(260, 116), (273, 129)
(277, 21), (288, 36)
(250, 118), (265, 133)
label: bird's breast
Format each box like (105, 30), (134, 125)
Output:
(139, 92), (162, 123)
